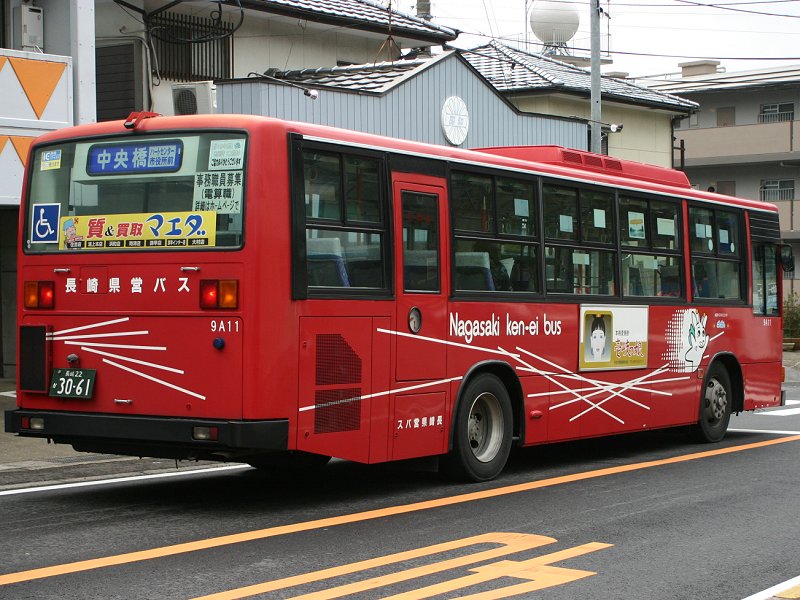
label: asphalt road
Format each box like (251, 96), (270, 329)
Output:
(1, 397), (800, 598)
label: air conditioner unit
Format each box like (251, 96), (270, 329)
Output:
(171, 81), (217, 115)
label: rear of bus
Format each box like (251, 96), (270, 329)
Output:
(5, 114), (290, 461)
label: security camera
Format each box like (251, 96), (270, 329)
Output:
(304, 89), (319, 100)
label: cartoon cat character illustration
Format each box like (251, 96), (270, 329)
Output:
(683, 310), (708, 370)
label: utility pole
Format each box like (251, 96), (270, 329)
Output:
(590, 0), (602, 153)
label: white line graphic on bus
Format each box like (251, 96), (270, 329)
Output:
(376, 317), (726, 425)
(47, 317), (206, 401)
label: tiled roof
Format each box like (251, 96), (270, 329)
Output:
(275, 54), (446, 93)
(246, 0), (457, 43)
(462, 41), (696, 111)
(646, 64), (800, 94)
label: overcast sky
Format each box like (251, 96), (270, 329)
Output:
(393, 0), (800, 79)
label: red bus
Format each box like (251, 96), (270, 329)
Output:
(5, 113), (792, 481)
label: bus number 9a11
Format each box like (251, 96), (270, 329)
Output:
(211, 320), (240, 333)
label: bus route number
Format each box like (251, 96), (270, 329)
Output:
(211, 320), (239, 333)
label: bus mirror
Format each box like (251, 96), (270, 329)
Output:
(780, 244), (795, 273)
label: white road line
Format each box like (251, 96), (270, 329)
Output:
(730, 428), (800, 435)
(758, 407), (800, 416)
(741, 573), (800, 600)
(0, 390), (15, 398)
(0, 464), (250, 497)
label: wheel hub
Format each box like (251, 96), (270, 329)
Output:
(466, 392), (503, 463)
(705, 378), (728, 421)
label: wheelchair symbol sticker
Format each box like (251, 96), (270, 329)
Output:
(31, 204), (60, 244)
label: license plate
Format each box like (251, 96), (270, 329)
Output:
(49, 368), (96, 399)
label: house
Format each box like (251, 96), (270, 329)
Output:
(649, 61), (800, 295)
(217, 50), (587, 149)
(461, 41), (697, 168)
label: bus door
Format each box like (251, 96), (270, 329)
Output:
(390, 180), (449, 460)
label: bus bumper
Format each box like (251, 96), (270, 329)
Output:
(4, 409), (289, 459)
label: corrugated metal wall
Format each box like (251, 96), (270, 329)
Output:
(217, 55), (587, 150)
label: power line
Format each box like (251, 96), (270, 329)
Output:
(671, 0), (800, 17)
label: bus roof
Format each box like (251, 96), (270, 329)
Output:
(32, 113), (777, 215)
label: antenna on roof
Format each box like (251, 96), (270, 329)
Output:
(374, 0), (399, 64)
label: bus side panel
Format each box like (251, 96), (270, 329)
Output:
(523, 375), (549, 445)
(370, 316), (391, 463)
(742, 361), (783, 410)
(297, 316), (374, 463)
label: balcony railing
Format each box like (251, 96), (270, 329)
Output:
(675, 120), (800, 165)
(760, 188), (795, 202)
(758, 111), (794, 124)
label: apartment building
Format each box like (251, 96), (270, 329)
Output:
(650, 61), (800, 295)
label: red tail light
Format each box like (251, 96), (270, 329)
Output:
(24, 281), (54, 309)
(200, 280), (238, 309)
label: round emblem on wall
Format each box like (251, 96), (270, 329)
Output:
(441, 96), (469, 146)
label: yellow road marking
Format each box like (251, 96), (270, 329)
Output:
(778, 583), (800, 599)
(193, 534), (613, 600)
(192, 533), (559, 600)
(1, 435), (798, 587)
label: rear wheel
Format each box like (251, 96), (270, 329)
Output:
(694, 363), (732, 443)
(444, 373), (512, 482)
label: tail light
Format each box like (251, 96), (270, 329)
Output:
(200, 279), (238, 309)
(24, 281), (54, 309)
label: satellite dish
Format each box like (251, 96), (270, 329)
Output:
(529, 0), (580, 46)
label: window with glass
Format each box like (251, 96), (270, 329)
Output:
(543, 184), (616, 296)
(402, 191), (439, 293)
(618, 196), (682, 298)
(450, 171), (538, 293)
(25, 133), (247, 253)
(689, 206), (743, 301)
(759, 179), (795, 202)
(303, 149), (387, 290)
(752, 244), (779, 316)
(759, 102), (794, 123)
(546, 246), (615, 295)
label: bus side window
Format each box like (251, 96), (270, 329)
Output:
(306, 236), (350, 287)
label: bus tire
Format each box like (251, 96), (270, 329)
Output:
(444, 373), (513, 482)
(694, 363), (732, 443)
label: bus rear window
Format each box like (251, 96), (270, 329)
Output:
(25, 132), (247, 252)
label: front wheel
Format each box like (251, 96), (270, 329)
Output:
(694, 363), (732, 443)
(443, 373), (513, 482)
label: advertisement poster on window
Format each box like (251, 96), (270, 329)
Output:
(57, 211), (217, 250)
(579, 305), (648, 371)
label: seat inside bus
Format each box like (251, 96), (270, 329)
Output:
(404, 249), (438, 290)
(307, 237), (350, 287)
(455, 251), (495, 291)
